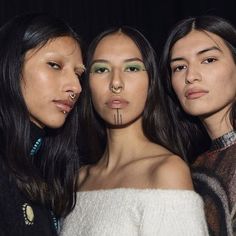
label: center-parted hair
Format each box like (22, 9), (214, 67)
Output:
(160, 15), (236, 162)
(79, 26), (180, 164)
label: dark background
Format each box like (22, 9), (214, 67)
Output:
(0, 0), (235, 53)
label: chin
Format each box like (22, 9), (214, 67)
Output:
(44, 118), (66, 129)
(48, 123), (65, 129)
(106, 116), (142, 128)
(184, 108), (208, 117)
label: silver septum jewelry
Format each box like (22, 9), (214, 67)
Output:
(69, 92), (76, 100)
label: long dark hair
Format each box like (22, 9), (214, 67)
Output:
(160, 15), (236, 162)
(0, 13), (82, 217)
(79, 26), (181, 164)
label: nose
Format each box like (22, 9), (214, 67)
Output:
(64, 71), (82, 98)
(185, 66), (202, 84)
(109, 69), (124, 94)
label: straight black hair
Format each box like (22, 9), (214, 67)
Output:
(160, 15), (236, 162)
(79, 26), (182, 164)
(0, 13), (82, 217)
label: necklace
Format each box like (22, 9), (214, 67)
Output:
(30, 138), (42, 156)
(209, 130), (236, 152)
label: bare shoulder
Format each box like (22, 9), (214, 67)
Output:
(148, 154), (193, 190)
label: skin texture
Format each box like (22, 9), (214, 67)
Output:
(21, 36), (84, 128)
(79, 32), (193, 191)
(170, 30), (236, 138)
(89, 33), (149, 127)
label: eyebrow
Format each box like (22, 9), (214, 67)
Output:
(170, 46), (222, 63)
(123, 57), (144, 63)
(90, 59), (109, 65)
(90, 57), (144, 66)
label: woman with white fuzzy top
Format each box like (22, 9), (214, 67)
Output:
(61, 26), (209, 236)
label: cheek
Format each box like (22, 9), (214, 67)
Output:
(140, 85), (148, 103)
(91, 92), (101, 111)
(171, 79), (183, 98)
(90, 82), (106, 110)
(22, 67), (51, 91)
(211, 67), (236, 96)
(20, 79), (35, 106)
(130, 81), (148, 107)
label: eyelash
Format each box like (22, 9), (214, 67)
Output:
(48, 61), (84, 80)
(47, 61), (61, 70)
(172, 57), (218, 73)
(91, 67), (110, 74)
(124, 65), (145, 72)
(90, 65), (145, 74)
(202, 57), (217, 64)
(172, 65), (187, 73)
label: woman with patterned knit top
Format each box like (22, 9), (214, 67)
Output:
(0, 13), (85, 235)
(160, 15), (236, 235)
(61, 27), (209, 235)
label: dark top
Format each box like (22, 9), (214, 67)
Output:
(0, 123), (58, 236)
(192, 130), (236, 236)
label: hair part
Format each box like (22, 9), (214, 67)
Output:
(160, 15), (236, 162)
(79, 26), (181, 165)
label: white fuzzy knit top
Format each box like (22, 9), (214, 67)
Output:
(60, 189), (209, 236)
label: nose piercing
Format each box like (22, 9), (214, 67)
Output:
(110, 85), (123, 94)
(69, 92), (76, 100)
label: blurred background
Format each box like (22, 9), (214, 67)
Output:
(0, 0), (235, 53)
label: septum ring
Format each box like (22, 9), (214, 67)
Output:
(110, 85), (123, 94)
(69, 92), (76, 100)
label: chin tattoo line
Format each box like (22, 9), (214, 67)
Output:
(113, 108), (122, 125)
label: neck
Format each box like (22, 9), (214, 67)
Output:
(201, 105), (233, 140)
(98, 118), (149, 171)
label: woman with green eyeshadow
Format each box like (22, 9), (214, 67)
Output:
(61, 27), (209, 235)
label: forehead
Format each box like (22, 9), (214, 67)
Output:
(25, 36), (81, 59)
(92, 33), (142, 59)
(171, 30), (230, 57)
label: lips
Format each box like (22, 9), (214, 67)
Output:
(185, 88), (209, 99)
(53, 100), (74, 113)
(106, 98), (129, 109)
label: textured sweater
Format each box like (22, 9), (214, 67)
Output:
(60, 188), (209, 236)
(192, 130), (236, 236)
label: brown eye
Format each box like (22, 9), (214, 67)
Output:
(203, 58), (217, 64)
(48, 62), (61, 69)
(90, 67), (109, 74)
(173, 65), (187, 72)
(96, 67), (109, 73)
